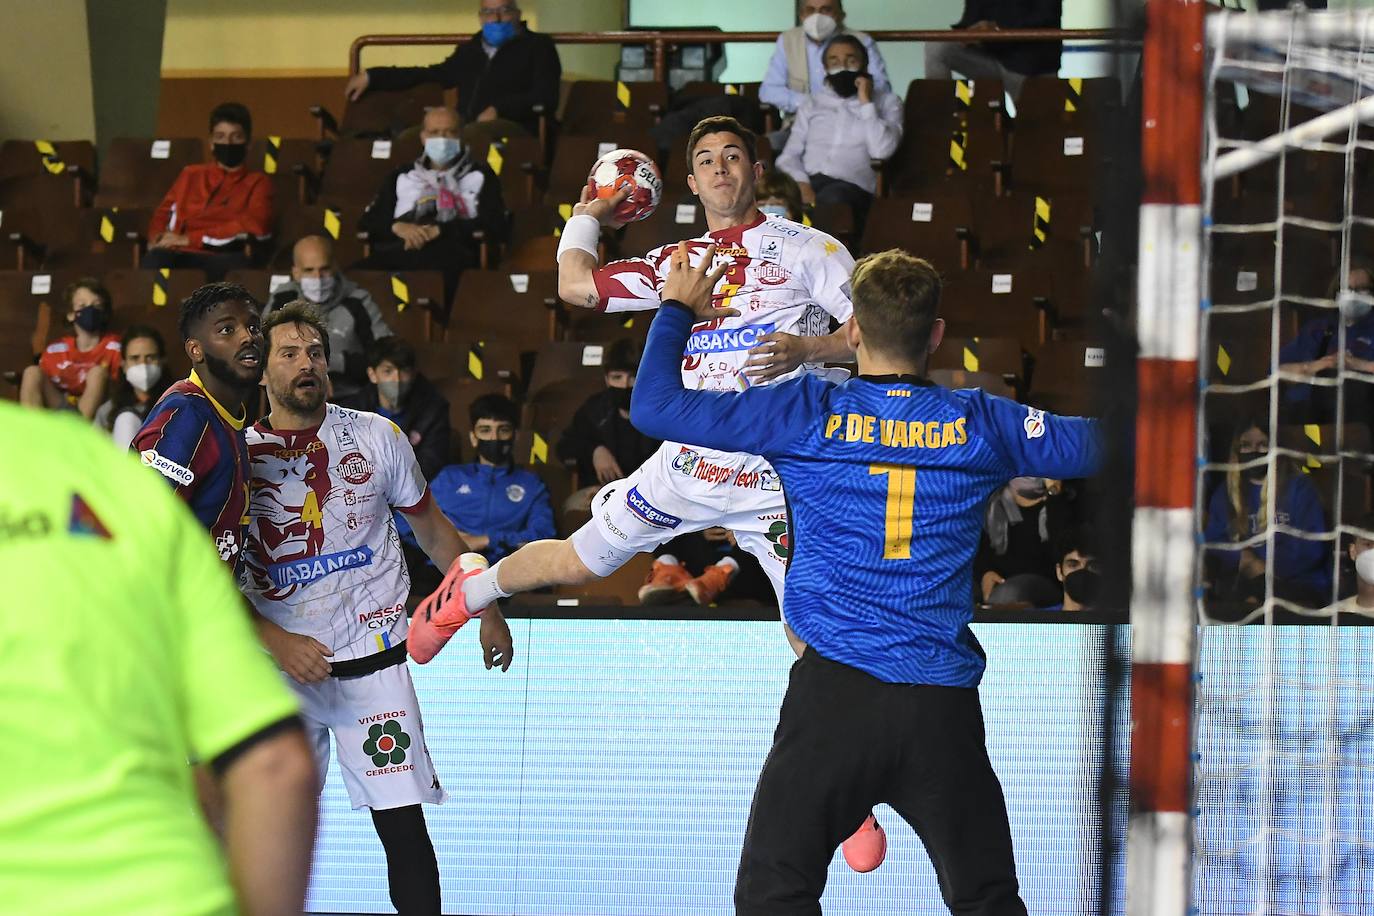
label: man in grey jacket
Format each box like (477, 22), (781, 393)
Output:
(264, 234), (394, 400)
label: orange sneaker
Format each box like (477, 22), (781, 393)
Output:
(637, 558), (692, 604)
(684, 563), (734, 605)
(408, 553), (489, 664)
(842, 813), (887, 873)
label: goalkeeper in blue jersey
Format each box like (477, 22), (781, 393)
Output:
(633, 244), (1103, 915)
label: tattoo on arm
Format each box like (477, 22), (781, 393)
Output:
(585, 292), (599, 308)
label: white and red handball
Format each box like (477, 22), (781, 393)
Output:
(586, 149), (663, 223)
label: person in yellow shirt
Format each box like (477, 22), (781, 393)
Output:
(0, 402), (318, 915)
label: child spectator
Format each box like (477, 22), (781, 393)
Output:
(339, 337), (451, 481)
(21, 278), (121, 420)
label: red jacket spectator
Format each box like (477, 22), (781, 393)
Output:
(148, 162), (273, 251)
(39, 333), (122, 398)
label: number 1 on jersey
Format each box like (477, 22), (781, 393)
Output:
(869, 463), (916, 560)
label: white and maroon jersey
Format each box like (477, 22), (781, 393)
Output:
(592, 211), (855, 393)
(239, 404), (430, 662)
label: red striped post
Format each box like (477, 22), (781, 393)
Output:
(1130, 1), (1205, 913)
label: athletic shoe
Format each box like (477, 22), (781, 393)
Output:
(685, 563), (733, 605)
(842, 813), (887, 873)
(408, 553), (489, 664)
(637, 558), (692, 604)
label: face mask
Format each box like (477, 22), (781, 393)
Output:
(1063, 569), (1102, 606)
(609, 386), (633, 410)
(212, 142), (247, 169)
(1356, 548), (1374, 583)
(378, 379), (412, 404)
(73, 305), (107, 334)
(1010, 477), (1047, 499)
(802, 12), (838, 42)
(1340, 291), (1373, 322)
(825, 69), (864, 99)
(760, 204), (790, 219)
(125, 362), (162, 393)
(476, 437), (514, 464)
(1236, 449), (1267, 482)
(299, 274), (336, 304)
(424, 136), (462, 167)
(482, 20), (517, 48)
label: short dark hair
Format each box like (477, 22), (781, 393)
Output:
(469, 393), (519, 428)
(209, 102), (252, 138)
(605, 338), (641, 374)
(366, 336), (417, 372)
(850, 249), (942, 364)
(63, 276), (111, 313)
(1055, 527), (1098, 567)
(823, 34), (868, 69)
(178, 282), (260, 342)
(261, 300), (330, 361)
(685, 116), (758, 172)
(755, 168), (804, 220)
(121, 323), (166, 356)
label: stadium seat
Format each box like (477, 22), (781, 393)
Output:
(38, 207), (152, 272)
(859, 191), (973, 271)
(886, 79), (1005, 194)
(526, 340), (618, 399)
(929, 336), (1024, 390)
(440, 337), (525, 388)
(104, 267), (208, 378)
(269, 204), (367, 270)
(1004, 124), (1104, 196)
(927, 368), (1016, 399)
(1205, 309), (1273, 387)
(511, 428), (580, 536)
(0, 139), (95, 210)
(447, 269), (558, 348)
(432, 376), (511, 457)
(619, 193), (709, 256)
(314, 135), (423, 209)
(940, 267), (1050, 353)
(222, 268), (289, 303)
(480, 134), (544, 210)
(561, 80), (669, 134)
(95, 138), (204, 208)
(1026, 339), (1108, 416)
(1013, 77), (1122, 133)
(247, 137), (320, 206)
(523, 375), (605, 455)
(311, 84), (445, 140)
(544, 131), (660, 204)
(345, 269), (444, 343)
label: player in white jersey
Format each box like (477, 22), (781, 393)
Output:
(407, 116), (855, 665)
(241, 302), (514, 916)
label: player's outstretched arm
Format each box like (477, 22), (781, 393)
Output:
(557, 186), (630, 309)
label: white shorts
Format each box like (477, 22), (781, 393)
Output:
(575, 440), (791, 602)
(292, 661), (448, 811)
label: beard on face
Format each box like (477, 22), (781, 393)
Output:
(201, 347), (262, 392)
(273, 374), (326, 414)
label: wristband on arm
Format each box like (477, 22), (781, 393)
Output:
(555, 213), (602, 264)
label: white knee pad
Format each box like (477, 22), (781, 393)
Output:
(570, 518), (637, 578)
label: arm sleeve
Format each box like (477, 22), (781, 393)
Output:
(112, 410), (142, 451)
(1203, 482), (1240, 574)
(149, 169), (188, 237)
(775, 102), (812, 184)
(1279, 320), (1325, 364)
(977, 392), (1104, 480)
(168, 495), (298, 762)
(494, 36), (562, 123)
(1273, 477), (1329, 578)
(364, 44), (466, 92)
(411, 403), (450, 482)
(862, 94), (905, 161)
(629, 303), (826, 456)
(130, 400), (214, 501)
(799, 232), (856, 321)
(592, 254), (667, 314)
(226, 174), (274, 239)
(490, 477), (557, 554)
(379, 417), (430, 507)
(861, 34), (893, 94)
(360, 173), (402, 241)
(556, 398), (600, 470)
(759, 38), (803, 113)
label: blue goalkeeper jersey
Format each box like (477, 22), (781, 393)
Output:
(631, 303), (1104, 686)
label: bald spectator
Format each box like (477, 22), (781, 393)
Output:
(264, 236), (393, 401)
(760, 1), (892, 118)
(345, 0), (561, 145)
(359, 107), (505, 303)
(145, 102), (272, 278)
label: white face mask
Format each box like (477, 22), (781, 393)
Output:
(300, 274), (336, 304)
(760, 204), (790, 219)
(126, 361), (162, 393)
(802, 12), (838, 43)
(1356, 547), (1374, 583)
(1340, 290), (1373, 323)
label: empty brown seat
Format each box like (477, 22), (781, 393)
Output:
(316, 135), (423, 209)
(886, 79), (1006, 194)
(44, 208), (153, 272)
(95, 138), (204, 209)
(941, 267), (1051, 353)
(1013, 77), (1121, 132)
(314, 84), (445, 140)
(0, 140), (95, 210)
(345, 269), (445, 343)
(619, 194), (710, 257)
(269, 204), (367, 270)
(442, 337), (525, 387)
(1205, 309), (1273, 386)
(246, 137), (320, 207)
(523, 376), (605, 453)
(527, 340), (620, 399)
(222, 269), (276, 302)
(1005, 125), (1103, 196)
(929, 336), (1024, 387)
(1026, 339), (1108, 415)
(448, 269), (558, 347)
(561, 80), (668, 134)
(859, 191), (973, 271)
(105, 267), (210, 378)
(481, 134), (544, 209)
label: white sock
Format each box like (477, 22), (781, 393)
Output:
(462, 559), (511, 613)
(656, 554), (681, 566)
(715, 556), (739, 576)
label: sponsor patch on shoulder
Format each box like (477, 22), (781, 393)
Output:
(1023, 408), (1046, 440)
(140, 449), (196, 486)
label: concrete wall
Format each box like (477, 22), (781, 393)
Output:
(0, 0), (97, 140)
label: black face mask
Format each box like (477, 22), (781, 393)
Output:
(1063, 569), (1101, 606)
(825, 69), (866, 99)
(73, 305), (107, 334)
(213, 142), (247, 168)
(609, 386), (633, 410)
(476, 438), (514, 465)
(1237, 449), (1267, 482)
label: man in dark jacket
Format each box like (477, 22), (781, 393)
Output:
(338, 337), (451, 481)
(923, 0), (1062, 99)
(359, 106), (505, 304)
(345, 0), (561, 142)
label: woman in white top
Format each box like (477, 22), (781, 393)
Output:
(775, 33), (903, 235)
(97, 325), (170, 450)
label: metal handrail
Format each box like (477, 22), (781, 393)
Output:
(349, 28), (1139, 80)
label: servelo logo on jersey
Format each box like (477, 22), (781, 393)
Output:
(685, 322), (776, 355)
(336, 452), (374, 484)
(625, 486), (681, 529)
(267, 545), (374, 589)
(1024, 408), (1046, 440)
(140, 449), (196, 486)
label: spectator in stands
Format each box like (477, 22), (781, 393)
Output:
(345, 0), (561, 144)
(1048, 528), (1100, 612)
(1203, 419), (1331, 607)
(760, 1), (891, 119)
(145, 103), (272, 279)
(1278, 259), (1374, 423)
(21, 278), (121, 420)
(339, 337), (450, 480)
(1341, 514), (1374, 616)
(974, 476), (1076, 606)
(557, 339), (661, 513)
(359, 106), (504, 304)
(96, 325), (170, 450)
(756, 168), (806, 221)
(775, 34), (902, 233)
(924, 1), (1063, 100)
(399, 393), (555, 591)
(264, 235), (393, 401)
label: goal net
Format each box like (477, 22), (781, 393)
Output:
(1133, 5), (1374, 914)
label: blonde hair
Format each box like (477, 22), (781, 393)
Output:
(851, 249), (942, 363)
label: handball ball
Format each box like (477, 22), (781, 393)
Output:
(587, 149), (663, 223)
